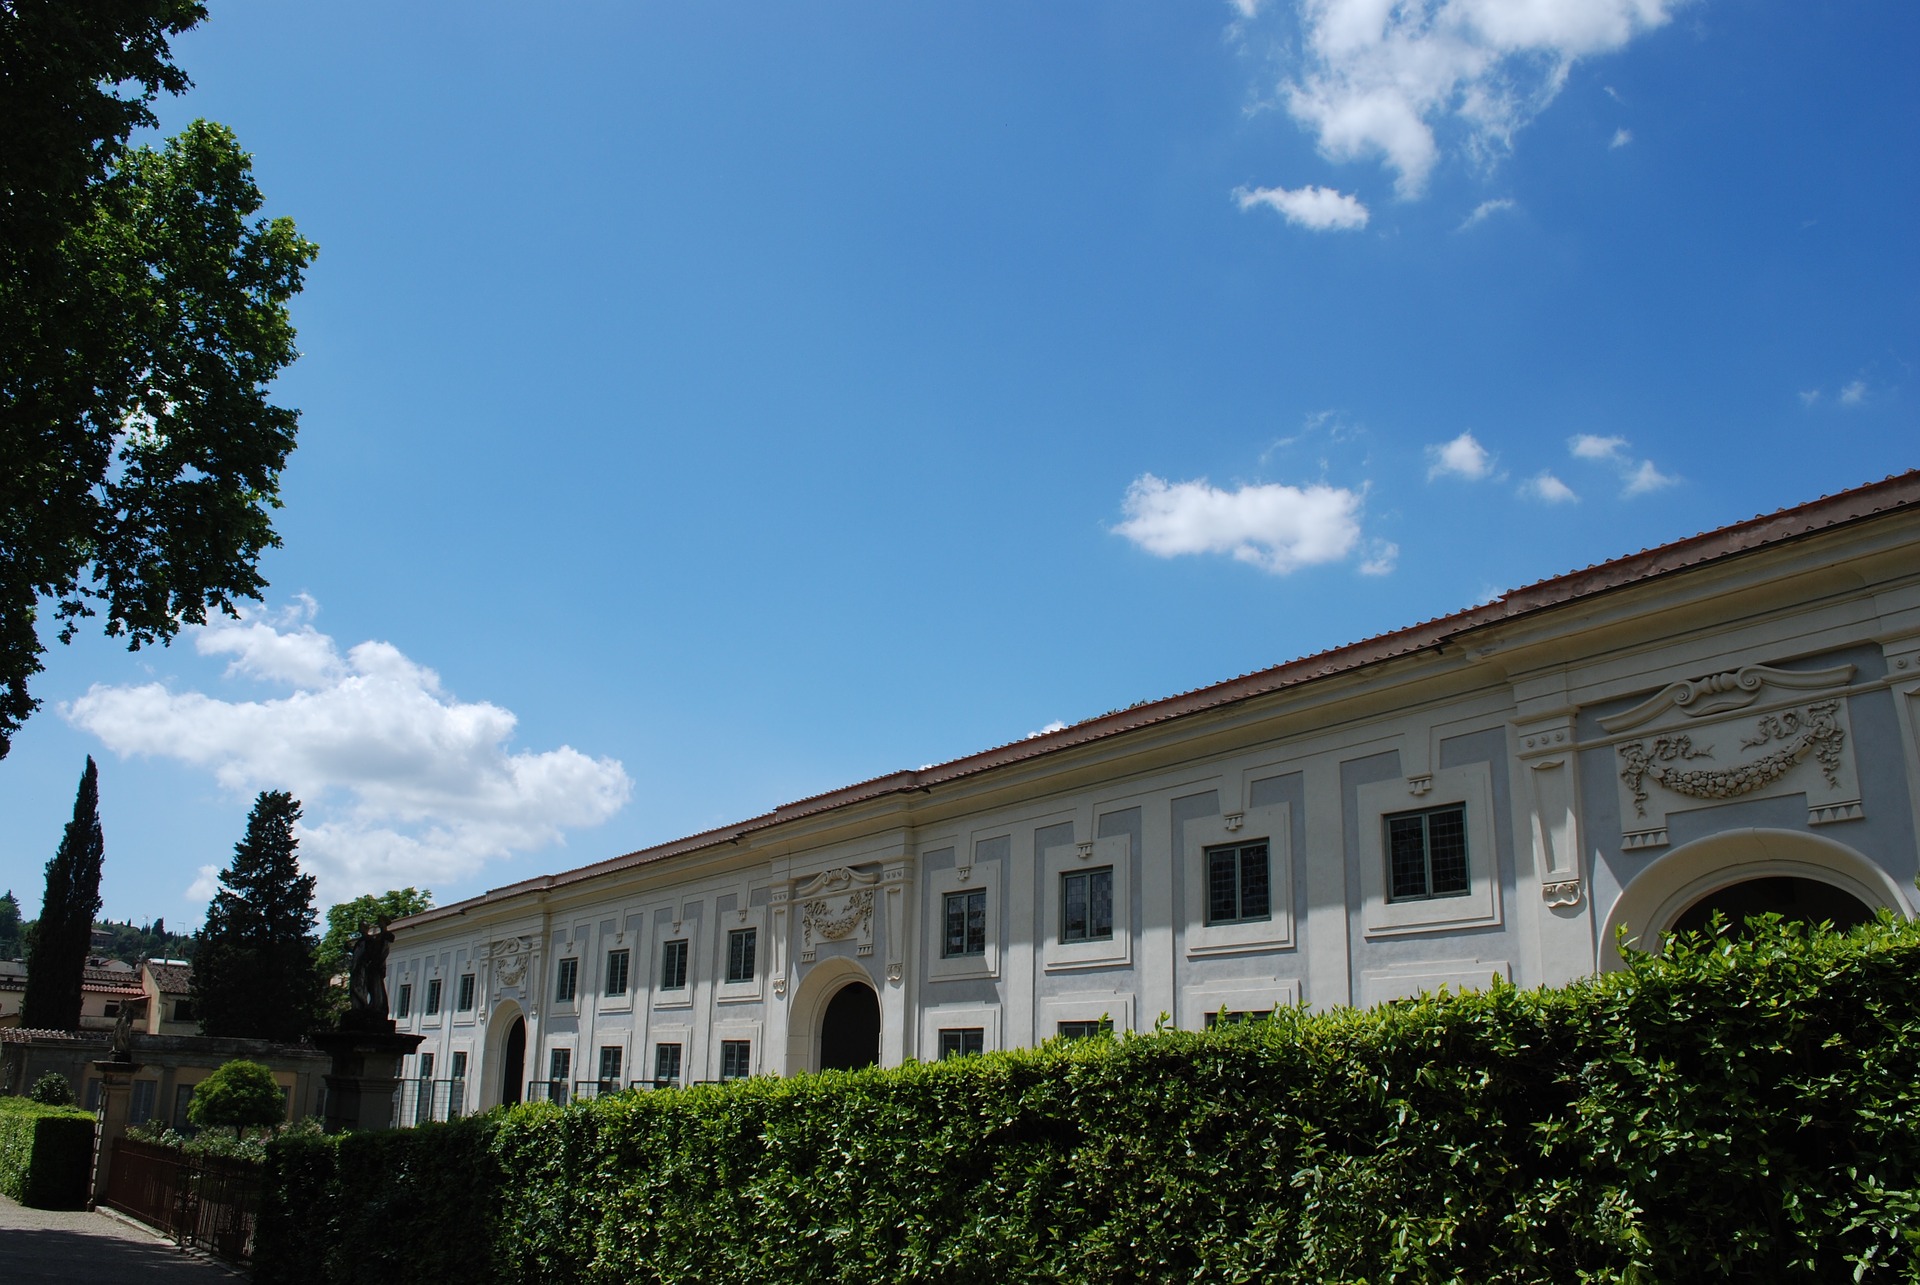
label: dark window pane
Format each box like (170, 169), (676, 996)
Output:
(1208, 849), (1238, 923)
(1089, 868), (1113, 938)
(1388, 814), (1430, 900)
(965, 891), (986, 954)
(1427, 807), (1469, 895)
(1239, 843), (1271, 920)
(1063, 872), (1088, 941)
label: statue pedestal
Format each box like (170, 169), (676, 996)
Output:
(89, 1057), (139, 1203)
(312, 1023), (423, 1134)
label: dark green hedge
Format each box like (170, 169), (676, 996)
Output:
(0, 1097), (97, 1209)
(257, 918), (1920, 1283)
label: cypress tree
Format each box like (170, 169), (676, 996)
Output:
(193, 790), (322, 1042)
(22, 757), (105, 1030)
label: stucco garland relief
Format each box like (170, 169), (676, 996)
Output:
(795, 865), (880, 963)
(487, 936), (537, 993)
(1613, 696), (1861, 848)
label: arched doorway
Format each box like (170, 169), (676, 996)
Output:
(1600, 827), (1911, 966)
(818, 982), (880, 1071)
(1668, 875), (1876, 940)
(500, 1017), (526, 1105)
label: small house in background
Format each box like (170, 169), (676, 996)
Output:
(0, 959), (198, 1035)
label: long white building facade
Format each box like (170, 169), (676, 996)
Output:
(386, 473), (1920, 1114)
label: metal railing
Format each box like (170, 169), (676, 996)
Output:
(394, 1076), (468, 1125)
(103, 1138), (262, 1265)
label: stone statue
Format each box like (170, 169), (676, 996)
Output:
(110, 996), (146, 1060)
(348, 921), (396, 1021)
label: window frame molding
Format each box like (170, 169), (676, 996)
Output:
(654, 936), (694, 1008)
(1039, 989), (1135, 1037)
(552, 954), (580, 1006)
(1183, 803), (1294, 957)
(917, 1002), (1002, 1057)
(713, 1019), (763, 1080)
(925, 857), (1001, 982)
(1358, 761), (1502, 938)
(716, 907), (765, 1003)
(1042, 833), (1131, 971)
(1183, 978), (1301, 1031)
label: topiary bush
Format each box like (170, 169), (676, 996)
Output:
(257, 916), (1920, 1284)
(189, 1059), (285, 1135)
(26, 1070), (75, 1107)
(0, 1096), (96, 1209)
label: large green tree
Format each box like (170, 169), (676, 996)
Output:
(315, 887), (433, 1018)
(0, 2), (318, 759)
(193, 790), (321, 1042)
(22, 757), (106, 1030)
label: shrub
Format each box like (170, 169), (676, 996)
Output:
(257, 917), (1920, 1284)
(26, 1070), (74, 1107)
(189, 1059), (285, 1134)
(0, 1097), (95, 1209)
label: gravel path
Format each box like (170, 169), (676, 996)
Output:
(0, 1193), (241, 1281)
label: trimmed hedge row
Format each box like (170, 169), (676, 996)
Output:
(0, 1097), (96, 1209)
(257, 918), (1920, 1283)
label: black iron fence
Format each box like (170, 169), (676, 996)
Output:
(395, 1076), (468, 1125)
(103, 1137), (262, 1265)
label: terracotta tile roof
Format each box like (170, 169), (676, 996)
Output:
(402, 470), (1920, 929)
(144, 962), (194, 994)
(0, 1027), (102, 1044)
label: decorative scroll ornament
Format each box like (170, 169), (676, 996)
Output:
(1542, 880), (1582, 908)
(1599, 663), (1855, 733)
(1619, 701), (1845, 818)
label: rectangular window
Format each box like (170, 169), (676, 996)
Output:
(726, 928), (757, 984)
(1203, 1009), (1273, 1029)
(456, 972), (475, 1011)
(425, 978), (443, 1015)
(1061, 867), (1114, 943)
(719, 1039), (752, 1081)
(1056, 1018), (1113, 1041)
(1386, 804), (1470, 902)
(943, 890), (987, 957)
(395, 983), (412, 1018)
(451, 1051), (467, 1082)
(654, 1043), (683, 1088)
(173, 999), (195, 1023)
(660, 939), (689, 991)
(548, 1048), (571, 1104)
(172, 1084), (194, 1129)
(554, 956), (579, 1003)
(450, 1051), (468, 1118)
(598, 1045), (623, 1086)
(604, 948), (630, 996)
(419, 1052), (434, 1081)
(938, 1027), (985, 1059)
(129, 1080), (157, 1127)
(1205, 841), (1272, 925)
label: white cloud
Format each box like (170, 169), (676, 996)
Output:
(1113, 474), (1368, 575)
(1523, 472), (1578, 503)
(1799, 389), (1821, 406)
(1458, 197), (1515, 229)
(1610, 127), (1633, 149)
(1567, 434), (1676, 497)
(1359, 540), (1400, 576)
(1235, 183), (1370, 230)
(65, 602), (632, 907)
(1569, 433), (1628, 461)
(1622, 458), (1678, 496)
(1025, 720), (1069, 740)
(1269, 0), (1685, 196)
(1840, 380), (1867, 406)
(1426, 430), (1495, 481)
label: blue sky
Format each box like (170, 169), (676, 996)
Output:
(3, 0), (1914, 930)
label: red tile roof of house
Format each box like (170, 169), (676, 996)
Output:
(403, 469), (1920, 928)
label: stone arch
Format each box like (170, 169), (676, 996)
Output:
(785, 956), (878, 1074)
(1599, 827), (1911, 968)
(483, 998), (526, 1108)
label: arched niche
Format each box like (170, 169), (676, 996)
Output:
(1600, 827), (1912, 968)
(786, 956), (878, 1074)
